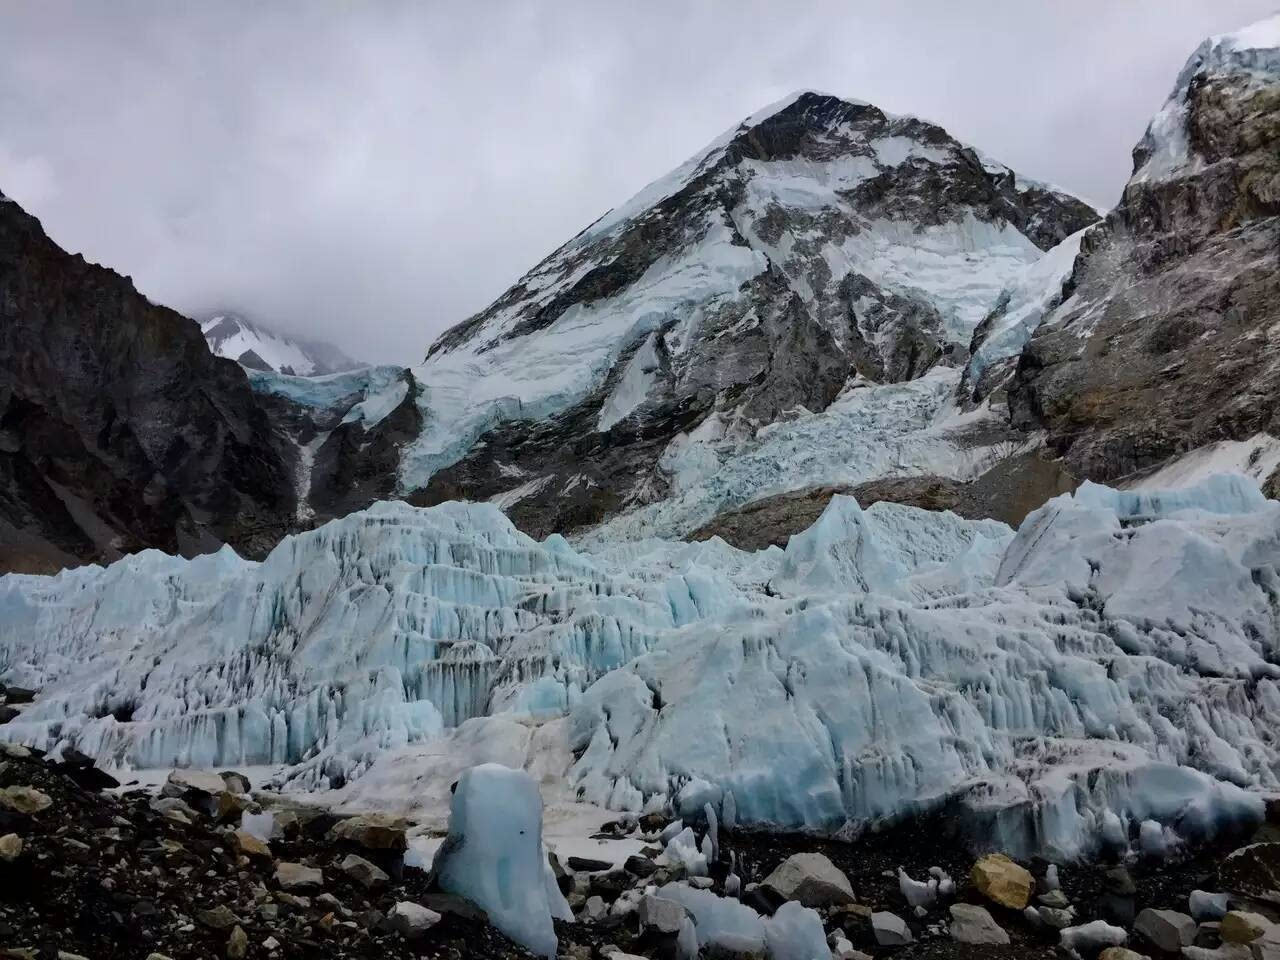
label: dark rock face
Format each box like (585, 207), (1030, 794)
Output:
(1007, 45), (1280, 490)
(251, 368), (423, 525)
(412, 93), (1097, 537)
(0, 192), (297, 573)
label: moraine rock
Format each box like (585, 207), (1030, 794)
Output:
(1222, 844), (1280, 905)
(226, 924), (248, 960)
(949, 903), (1010, 944)
(197, 905), (241, 930)
(1134, 907), (1197, 953)
(329, 812), (409, 851)
(1098, 950), (1151, 960)
(219, 771), (251, 794)
(231, 829), (272, 860)
(0, 785), (52, 815)
(871, 910), (912, 946)
(274, 861), (323, 891)
(1061, 919), (1129, 955)
(1222, 911), (1272, 943)
(972, 853), (1033, 909)
(340, 852), (389, 889)
(638, 893), (689, 935)
(386, 901), (442, 938)
(761, 852), (856, 907)
(162, 769), (229, 800)
(0, 833), (22, 861)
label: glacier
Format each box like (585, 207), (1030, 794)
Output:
(1, 473), (1277, 860)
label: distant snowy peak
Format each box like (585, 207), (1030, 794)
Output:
(201, 312), (362, 377)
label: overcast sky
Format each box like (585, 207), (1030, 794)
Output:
(1, 2), (1274, 363)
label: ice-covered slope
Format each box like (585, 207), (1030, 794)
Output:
(201, 312), (362, 376)
(392, 92), (1097, 538)
(3, 473), (1276, 860)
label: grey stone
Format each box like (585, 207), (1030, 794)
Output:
(386, 901), (441, 939)
(871, 911), (913, 946)
(1134, 907), (1197, 953)
(949, 903), (1009, 944)
(639, 894), (688, 935)
(274, 861), (323, 891)
(762, 852), (856, 907)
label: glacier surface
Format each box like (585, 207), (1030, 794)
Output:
(1, 473), (1277, 860)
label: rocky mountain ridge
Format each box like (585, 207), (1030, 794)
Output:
(0, 191), (298, 573)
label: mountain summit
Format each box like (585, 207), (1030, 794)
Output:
(389, 91), (1098, 536)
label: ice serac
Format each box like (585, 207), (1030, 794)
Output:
(403, 91), (1098, 538)
(1007, 14), (1280, 496)
(432, 763), (559, 958)
(0, 192), (297, 574)
(2, 473), (1277, 860)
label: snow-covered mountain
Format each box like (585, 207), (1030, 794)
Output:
(326, 91), (1095, 539)
(2, 473), (1274, 860)
(201, 312), (362, 377)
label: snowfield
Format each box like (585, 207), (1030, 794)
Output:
(1, 473), (1277, 861)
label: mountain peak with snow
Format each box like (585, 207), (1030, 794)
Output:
(201, 311), (362, 377)
(398, 89), (1098, 538)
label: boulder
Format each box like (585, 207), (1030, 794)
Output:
(949, 903), (1009, 944)
(226, 925), (248, 960)
(761, 852), (856, 907)
(0, 786), (52, 815)
(197, 905), (240, 930)
(0, 833), (22, 862)
(231, 830), (271, 860)
(1104, 865), (1136, 895)
(1222, 912), (1272, 944)
(1223, 845), (1280, 905)
(567, 856), (614, 872)
(972, 853), (1033, 910)
(219, 771), (251, 794)
(1060, 920), (1128, 955)
(274, 861), (323, 891)
(1134, 908), (1197, 953)
(639, 894), (688, 935)
(340, 853), (389, 889)
(386, 901), (442, 938)
(1039, 906), (1076, 929)
(871, 911), (912, 946)
(624, 854), (657, 877)
(1098, 950), (1151, 960)
(161, 769), (227, 798)
(329, 813), (408, 851)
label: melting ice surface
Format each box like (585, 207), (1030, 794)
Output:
(1, 473), (1278, 861)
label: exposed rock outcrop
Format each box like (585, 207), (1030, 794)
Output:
(0, 191), (297, 573)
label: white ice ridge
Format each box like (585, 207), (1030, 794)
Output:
(2, 473), (1278, 860)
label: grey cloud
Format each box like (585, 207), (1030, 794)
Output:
(0, 0), (1273, 363)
